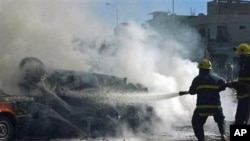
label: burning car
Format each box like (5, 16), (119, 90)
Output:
(0, 89), (33, 141)
(11, 57), (157, 139)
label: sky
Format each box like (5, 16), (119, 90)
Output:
(92, 0), (210, 28)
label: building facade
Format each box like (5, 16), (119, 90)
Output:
(146, 0), (250, 81)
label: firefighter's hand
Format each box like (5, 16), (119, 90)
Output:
(219, 82), (235, 91)
(179, 91), (189, 96)
(225, 82), (235, 88)
(219, 84), (227, 91)
(229, 81), (250, 91)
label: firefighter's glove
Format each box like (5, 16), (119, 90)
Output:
(219, 84), (227, 91)
(219, 83), (235, 91)
(179, 91), (189, 96)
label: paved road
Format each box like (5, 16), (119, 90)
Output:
(17, 126), (230, 141)
(13, 120), (233, 141)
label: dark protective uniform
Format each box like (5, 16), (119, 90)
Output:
(188, 69), (226, 141)
(234, 55), (250, 125)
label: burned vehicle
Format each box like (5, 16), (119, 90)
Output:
(0, 89), (33, 141)
(15, 57), (157, 139)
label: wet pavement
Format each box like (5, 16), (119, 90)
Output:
(15, 124), (230, 141)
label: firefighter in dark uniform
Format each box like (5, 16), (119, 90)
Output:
(180, 59), (228, 141)
(234, 43), (250, 125)
(223, 43), (250, 125)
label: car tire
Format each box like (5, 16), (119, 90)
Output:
(0, 115), (13, 141)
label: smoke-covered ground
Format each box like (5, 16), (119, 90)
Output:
(0, 0), (237, 140)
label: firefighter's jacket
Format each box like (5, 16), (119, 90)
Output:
(188, 70), (225, 115)
(237, 56), (250, 99)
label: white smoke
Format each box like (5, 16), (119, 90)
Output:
(0, 0), (109, 93)
(0, 0), (237, 140)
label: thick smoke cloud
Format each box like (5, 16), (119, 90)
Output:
(0, 0), (109, 93)
(0, 0), (236, 139)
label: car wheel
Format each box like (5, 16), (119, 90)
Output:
(0, 116), (13, 141)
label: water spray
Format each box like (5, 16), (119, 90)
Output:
(68, 90), (190, 104)
(117, 91), (189, 101)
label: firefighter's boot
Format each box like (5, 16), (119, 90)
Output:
(221, 134), (229, 141)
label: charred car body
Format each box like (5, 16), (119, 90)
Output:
(8, 57), (158, 139)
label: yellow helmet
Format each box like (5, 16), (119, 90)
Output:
(236, 43), (250, 55)
(198, 59), (212, 70)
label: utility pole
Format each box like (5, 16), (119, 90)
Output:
(172, 0), (175, 15)
(106, 3), (119, 26)
(172, 0), (175, 23)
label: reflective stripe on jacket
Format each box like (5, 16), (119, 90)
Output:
(237, 93), (250, 99)
(239, 77), (250, 82)
(196, 85), (219, 90)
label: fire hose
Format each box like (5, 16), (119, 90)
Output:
(145, 91), (189, 100)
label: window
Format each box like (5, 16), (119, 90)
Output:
(216, 26), (231, 42)
(239, 25), (246, 30)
